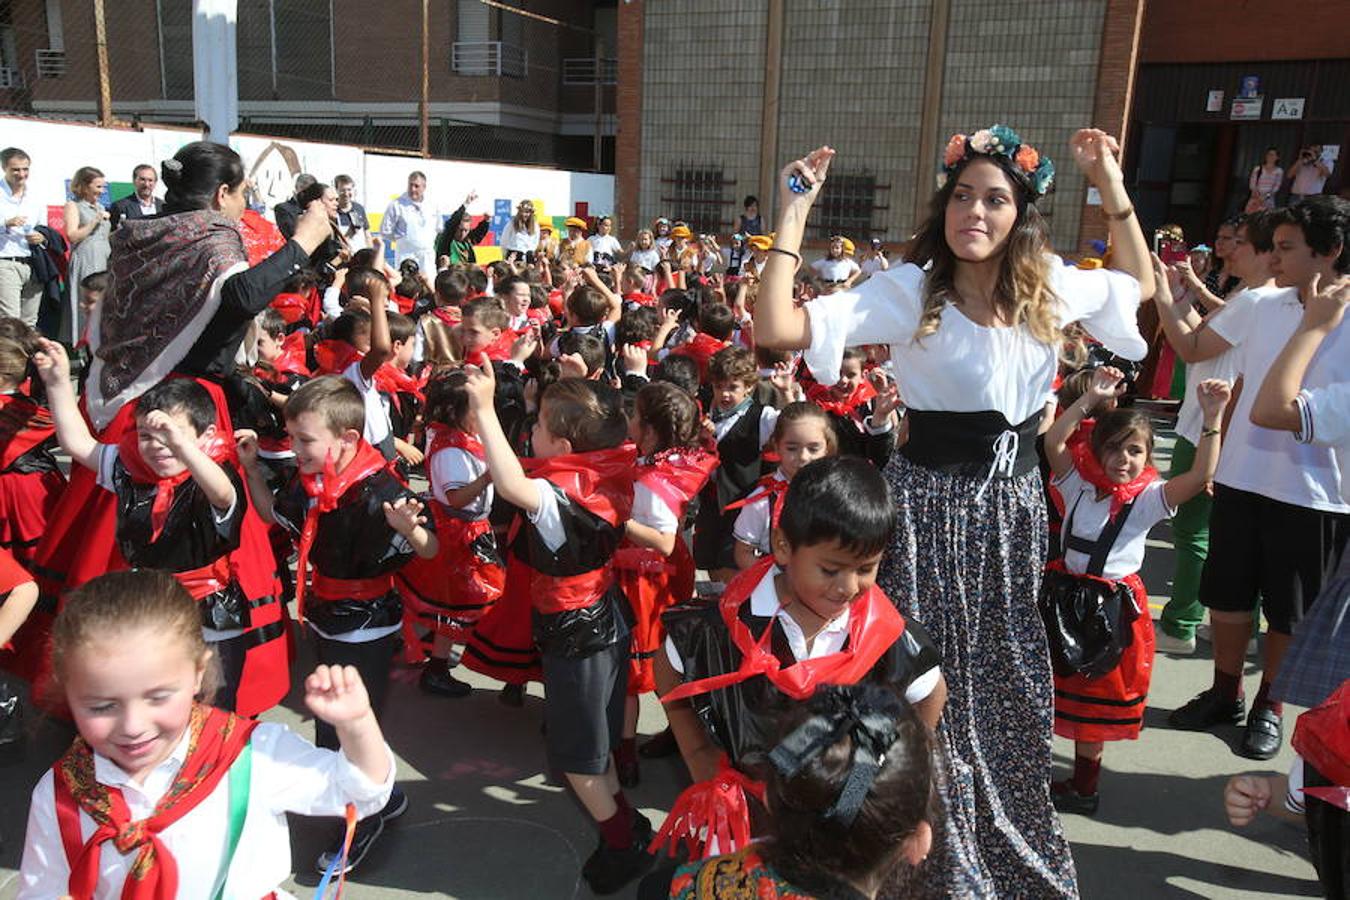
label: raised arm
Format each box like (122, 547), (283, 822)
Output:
(1164, 380), (1231, 508)
(359, 276), (394, 380)
(1150, 255), (1236, 363)
(31, 339), (99, 471)
(1250, 277), (1350, 431)
(141, 410), (236, 512)
(1070, 129), (1155, 301)
(463, 361), (539, 513)
(756, 147), (835, 350)
(1044, 366), (1123, 479)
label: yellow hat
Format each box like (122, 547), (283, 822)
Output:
(748, 235), (773, 251)
(841, 238), (856, 256)
(564, 216), (587, 230)
(670, 225), (693, 240)
(539, 222), (554, 232)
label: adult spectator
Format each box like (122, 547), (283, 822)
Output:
(1170, 196), (1350, 761)
(0, 148), (47, 327)
(108, 164), (162, 229)
(737, 194), (763, 235)
(435, 190), (489, 265)
(1246, 147), (1283, 213)
(294, 180), (349, 276)
(1288, 145), (1332, 204)
(334, 173), (370, 251)
(61, 166), (112, 343)
(755, 127), (1152, 898)
(381, 170), (441, 275)
(273, 172), (316, 239)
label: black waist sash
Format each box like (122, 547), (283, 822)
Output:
(901, 409), (1042, 478)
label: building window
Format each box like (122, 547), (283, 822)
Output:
(157, 0), (193, 100)
(813, 171), (880, 240)
(662, 164), (730, 235)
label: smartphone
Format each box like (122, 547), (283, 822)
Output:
(1159, 239), (1189, 266)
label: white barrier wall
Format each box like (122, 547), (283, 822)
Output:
(1, 116), (614, 262)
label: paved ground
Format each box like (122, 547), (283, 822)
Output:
(0, 410), (1326, 899)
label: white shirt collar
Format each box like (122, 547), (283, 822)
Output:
(748, 564), (852, 651)
(93, 726), (193, 800)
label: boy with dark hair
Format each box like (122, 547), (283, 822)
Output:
(36, 342), (288, 715)
(558, 330), (607, 380)
(464, 365), (650, 894)
(670, 302), (736, 384)
(240, 374), (438, 874)
(380, 311), (424, 463)
(806, 346), (900, 466)
(654, 456), (945, 859)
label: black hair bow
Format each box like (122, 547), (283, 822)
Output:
(768, 686), (899, 826)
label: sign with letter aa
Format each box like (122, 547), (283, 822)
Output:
(1271, 98), (1306, 121)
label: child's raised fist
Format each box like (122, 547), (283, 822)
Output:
(32, 338), (70, 385)
(1195, 378), (1232, 416)
(234, 428), (260, 468)
(463, 361), (496, 409)
(141, 409), (192, 454)
(304, 664), (374, 726)
(1087, 366), (1126, 406)
(1223, 774), (1272, 828)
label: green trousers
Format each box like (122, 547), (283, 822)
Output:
(1160, 436), (1211, 638)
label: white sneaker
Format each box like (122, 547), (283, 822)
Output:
(1156, 632), (1196, 655)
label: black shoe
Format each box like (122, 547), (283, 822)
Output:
(419, 664), (472, 698)
(315, 813), (385, 876)
(638, 727), (678, 759)
(617, 756), (640, 789)
(1239, 706), (1283, 760)
(499, 683), (525, 707)
(1051, 780), (1100, 816)
(379, 786), (409, 822)
(583, 813), (654, 894)
(1168, 688), (1245, 731)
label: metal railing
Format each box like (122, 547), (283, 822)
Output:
(451, 42), (527, 78)
(0, 67), (22, 88)
(35, 49), (65, 78)
(562, 57), (617, 86)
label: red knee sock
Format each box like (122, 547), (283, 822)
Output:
(1253, 680), (1283, 716)
(598, 798), (634, 849)
(1213, 668), (1244, 703)
(1072, 755), (1102, 796)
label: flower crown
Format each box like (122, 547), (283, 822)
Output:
(939, 124), (1055, 198)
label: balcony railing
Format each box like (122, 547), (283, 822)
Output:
(562, 57), (617, 86)
(35, 49), (65, 79)
(0, 66), (22, 89)
(451, 42), (527, 78)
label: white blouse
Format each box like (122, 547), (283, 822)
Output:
(803, 260), (1147, 424)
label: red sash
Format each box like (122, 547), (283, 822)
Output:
(660, 556), (906, 704)
(483, 328), (520, 363)
(807, 379), (876, 419)
(239, 210), (285, 267)
(0, 393), (54, 469)
(175, 556), (233, 602)
(115, 428), (234, 544)
(392, 292), (416, 315)
(312, 340), (363, 377)
(294, 441), (392, 623)
(53, 705), (257, 900)
(1293, 679), (1350, 810)
(268, 292), (312, 327)
(255, 332), (310, 384)
(428, 306), (460, 327)
(1071, 441), (1159, 519)
(724, 473), (789, 533)
(672, 333), (730, 380)
(427, 425), (484, 461)
(373, 363), (426, 404)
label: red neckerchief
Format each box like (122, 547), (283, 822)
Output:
(661, 556), (906, 704)
(1292, 680), (1350, 810)
(1071, 440), (1158, 519)
(256, 332), (311, 384)
(624, 292), (657, 308)
(520, 443), (638, 528)
(724, 473), (789, 531)
(269, 292), (310, 326)
(483, 328), (520, 363)
(0, 393), (54, 469)
(807, 380), (877, 418)
(427, 425), (484, 461)
(116, 427), (233, 543)
(637, 445), (718, 519)
(294, 440), (392, 623)
(53, 705), (257, 900)
(429, 306), (460, 327)
(392, 293), (416, 315)
(373, 363), (426, 403)
(239, 209), (285, 266)
(313, 339), (363, 376)
(547, 289), (566, 316)
(674, 332), (731, 372)
(527, 307), (551, 324)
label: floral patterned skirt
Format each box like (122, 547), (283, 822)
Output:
(877, 455), (1079, 900)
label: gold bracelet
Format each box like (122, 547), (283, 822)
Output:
(1102, 206), (1135, 221)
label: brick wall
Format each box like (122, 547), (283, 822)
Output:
(1141, 1), (1350, 64)
(1077, 0), (1143, 250)
(615, 0), (644, 233)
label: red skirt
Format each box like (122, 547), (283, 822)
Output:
(1053, 572), (1155, 742)
(0, 468), (65, 568)
(461, 553), (541, 684)
(616, 540), (695, 695)
(396, 512), (505, 657)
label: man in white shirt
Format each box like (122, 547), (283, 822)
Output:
(0, 147), (46, 326)
(1171, 197), (1350, 762)
(1287, 146), (1332, 203)
(381, 171), (441, 276)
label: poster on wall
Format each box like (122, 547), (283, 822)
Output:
(1206, 90), (1224, 113)
(1238, 75), (1260, 99)
(1230, 97), (1263, 120)
(228, 134), (365, 216)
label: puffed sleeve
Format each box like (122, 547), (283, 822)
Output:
(802, 263), (924, 385)
(1051, 262), (1148, 361)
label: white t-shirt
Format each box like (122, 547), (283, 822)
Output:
(1296, 383), (1350, 505)
(429, 446), (492, 518)
(663, 564), (941, 705)
(1055, 470), (1175, 581)
(1173, 286), (1265, 445)
(590, 234), (623, 263)
(17, 723), (394, 900)
(860, 255), (888, 277)
(1216, 288), (1350, 512)
(804, 260), (1146, 424)
(342, 360), (392, 449)
(811, 257), (861, 284)
(499, 221), (540, 254)
(731, 470), (788, 555)
(629, 247), (661, 271)
(632, 480), (680, 533)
